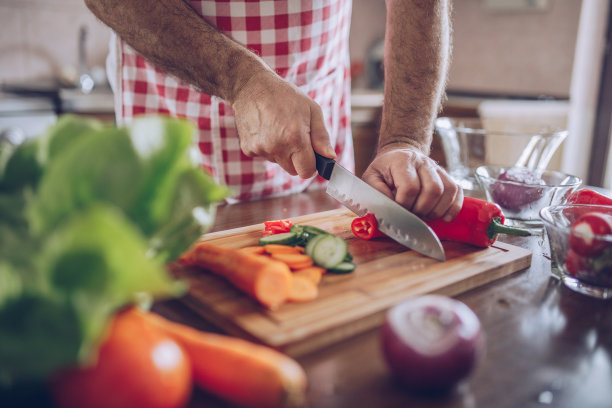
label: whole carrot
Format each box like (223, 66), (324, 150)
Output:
(141, 310), (307, 408)
(179, 242), (292, 309)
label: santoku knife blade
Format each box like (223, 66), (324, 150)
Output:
(315, 153), (446, 261)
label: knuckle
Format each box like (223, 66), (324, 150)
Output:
(422, 182), (444, 200)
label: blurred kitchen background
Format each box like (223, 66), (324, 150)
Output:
(1, 0), (610, 188)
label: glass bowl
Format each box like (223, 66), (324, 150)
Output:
(475, 165), (581, 226)
(435, 117), (567, 191)
(540, 204), (612, 299)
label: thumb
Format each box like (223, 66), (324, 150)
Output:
(310, 103), (336, 158)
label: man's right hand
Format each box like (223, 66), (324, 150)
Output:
(231, 71), (336, 179)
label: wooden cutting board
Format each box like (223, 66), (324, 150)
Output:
(173, 208), (532, 357)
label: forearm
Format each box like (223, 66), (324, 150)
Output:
(379, 0), (451, 154)
(85, 0), (271, 103)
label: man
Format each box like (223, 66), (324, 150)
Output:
(85, 0), (462, 221)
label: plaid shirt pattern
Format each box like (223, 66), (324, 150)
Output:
(112, 0), (354, 202)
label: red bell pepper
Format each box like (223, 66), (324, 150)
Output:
(262, 219), (293, 236)
(351, 213), (385, 240)
(425, 197), (531, 247)
(351, 197), (530, 248)
(566, 188), (612, 206)
(569, 212), (612, 257)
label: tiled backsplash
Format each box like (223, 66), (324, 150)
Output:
(0, 0), (580, 98)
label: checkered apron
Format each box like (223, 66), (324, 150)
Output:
(107, 0), (354, 202)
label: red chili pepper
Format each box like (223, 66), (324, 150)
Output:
(351, 213), (385, 240)
(569, 212), (612, 257)
(425, 197), (531, 247)
(263, 219), (293, 235)
(566, 189), (612, 206)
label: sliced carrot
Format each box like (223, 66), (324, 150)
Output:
(239, 246), (267, 256)
(263, 244), (305, 255)
(270, 253), (314, 270)
(288, 276), (318, 302)
(180, 242), (292, 310)
(293, 267), (325, 285)
(141, 310), (306, 408)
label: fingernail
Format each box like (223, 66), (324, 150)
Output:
(443, 214), (453, 222)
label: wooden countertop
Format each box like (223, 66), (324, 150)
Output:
(154, 189), (612, 408)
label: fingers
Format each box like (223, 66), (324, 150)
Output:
(287, 103), (331, 179)
(289, 147), (316, 178)
(364, 150), (464, 222)
(412, 167), (462, 221)
(233, 79), (331, 179)
(310, 103), (335, 159)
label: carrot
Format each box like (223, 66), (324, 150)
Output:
(293, 267), (326, 285)
(263, 245), (305, 255)
(239, 246), (267, 256)
(270, 253), (314, 270)
(140, 310), (307, 408)
(288, 276), (318, 302)
(180, 242), (292, 310)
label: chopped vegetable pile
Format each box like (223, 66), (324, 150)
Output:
(0, 115), (229, 388)
(259, 220), (355, 273)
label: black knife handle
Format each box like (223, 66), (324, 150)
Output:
(314, 152), (335, 180)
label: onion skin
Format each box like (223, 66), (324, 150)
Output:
(491, 168), (545, 211)
(380, 295), (485, 393)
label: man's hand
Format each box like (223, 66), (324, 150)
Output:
(362, 147), (463, 222)
(232, 71), (336, 178)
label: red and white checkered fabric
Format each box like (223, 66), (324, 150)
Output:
(108, 0), (354, 202)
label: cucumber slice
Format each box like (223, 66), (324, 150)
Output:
(305, 233), (327, 257)
(311, 235), (347, 269)
(258, 232), (298, 246)
(301, 225), (329, 236)
(292, 224), (329, 246)
(328, 262), (356, 274)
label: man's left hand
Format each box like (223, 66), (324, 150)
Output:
(361, 148), (463, 222)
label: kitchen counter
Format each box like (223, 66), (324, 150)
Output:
(153, 189), (612, 408)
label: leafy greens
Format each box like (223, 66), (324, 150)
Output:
(0, 114), (229, 387)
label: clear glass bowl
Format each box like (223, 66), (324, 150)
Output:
(540, 204), (612, 299)
(475, 165), (581, 225)
(435, 117), (568, 191)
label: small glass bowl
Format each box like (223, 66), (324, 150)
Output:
(540, 204), (612, 299)
(475, 165), (581, 226)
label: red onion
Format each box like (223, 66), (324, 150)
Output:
(380, 295), (484, 392)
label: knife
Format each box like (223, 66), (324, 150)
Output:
(315, 152), (446, 261)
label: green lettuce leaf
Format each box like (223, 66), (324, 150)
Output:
(0, 294), (82, 385)
(41, 205), (185, 359)
(27, 127), (144, 236)
(0, 114), (227, 386)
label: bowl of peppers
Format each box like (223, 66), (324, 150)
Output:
(540, 191), (612, 299)
(475, 165), (582, 226)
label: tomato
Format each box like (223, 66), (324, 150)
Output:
(50, 308), (192, 408)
